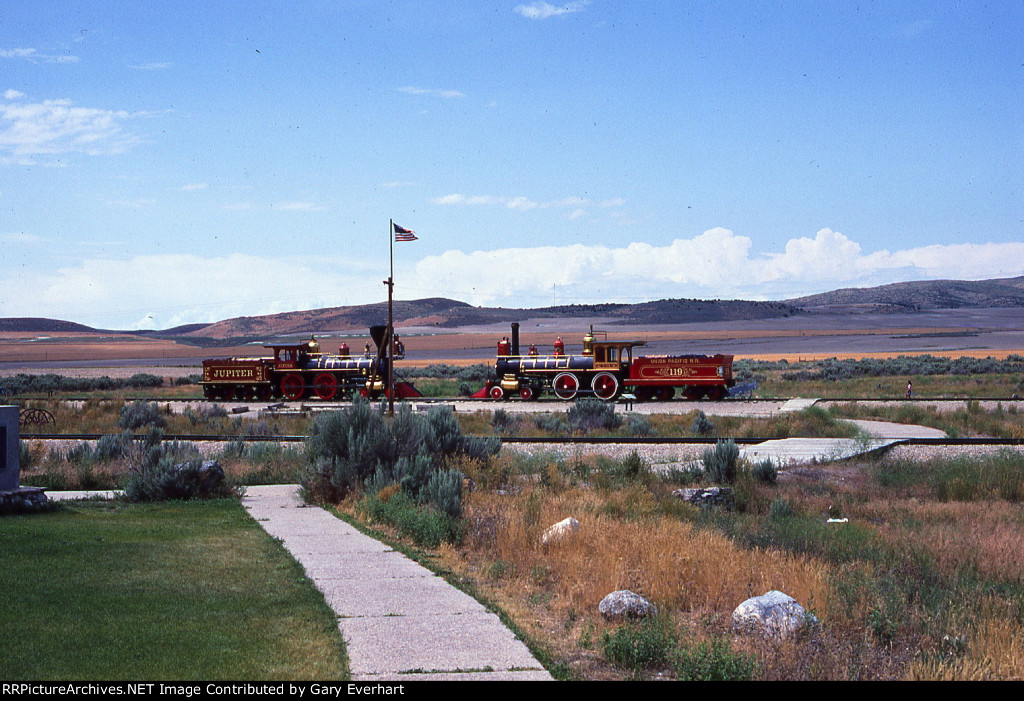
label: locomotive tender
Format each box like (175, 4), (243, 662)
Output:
(201, 325), (420, 401)
(480, 323), (735, 401)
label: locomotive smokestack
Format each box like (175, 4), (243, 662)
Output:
(511, 323), (520, 357)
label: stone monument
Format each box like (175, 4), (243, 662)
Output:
(1, 405), (48, 510)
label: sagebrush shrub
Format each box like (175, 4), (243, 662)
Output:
(751, 458), (778, 485)
(122, 458), (234, 502)
(690, 410), (715, 436)
(534, 413), (568, 434)
(302, 397), (495, 513)
(117, 401), (166, 430)
(491, 408), (520, 435)
(702, 439), (739, 483)
(627, 414), (656, 437)
(567, 398), (622, 434)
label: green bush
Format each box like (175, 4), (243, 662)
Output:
(534, 413), (568, 434)
(702, 439), (739, 484)
(491, 408), (520, 435)
(769, 498), (794, 520)
(122, 458), (236, 502)
(751, 458), (778, 485)
(302, 397), (496, 511)
(626, 414), (656, 437)
(672, 636), (758, 681)
(94, 431), (133, 462)
(690, 410), (715, 436)
(117, 401), (166, 430)
(567, 398), (622, 434)
(358, 490), (462, 547)
(601, 616), (676, 673)
(422, 468), (464, 519)
(0, 372), (164, 395)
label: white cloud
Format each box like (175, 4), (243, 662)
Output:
(433, 192), (623, 216)
(397, 86), (466, 99)
(0, 254), (379, 329)
(412, 228), (1024, 306)
(514, 2), (589, 20)
(0, 96), (147, 163)
(129, 62), (173, 70)
(4, 89), (25, 100)
(0, 48), (79, 64)
(5, 230), (1023, 329)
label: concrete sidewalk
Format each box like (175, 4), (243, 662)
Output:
(241, 485), (553, 681)
(739, 416), (948, 466)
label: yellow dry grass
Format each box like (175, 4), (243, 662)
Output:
(463, 487), (830, 621)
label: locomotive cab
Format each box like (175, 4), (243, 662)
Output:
(269, 343), (309, 370)
(591, 341), (642, 370)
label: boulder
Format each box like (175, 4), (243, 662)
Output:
(732, 590), (818, 637)
(541, 516), (579, 544)
(599, 590), (657, 621)
(673, 487), (734, 509)
(174, 459), (226, 498)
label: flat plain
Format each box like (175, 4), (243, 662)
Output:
(2, 307), (1023, 377)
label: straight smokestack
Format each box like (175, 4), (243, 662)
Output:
(511, 322), (520, 357)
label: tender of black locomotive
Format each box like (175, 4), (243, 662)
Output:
(201, 325), (420, 401)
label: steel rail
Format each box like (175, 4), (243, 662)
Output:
(19, 432), (1024, 447)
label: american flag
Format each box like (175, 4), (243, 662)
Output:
(393, 224), (417, 242)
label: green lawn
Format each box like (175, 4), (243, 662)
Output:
(0, 499), (348, 680)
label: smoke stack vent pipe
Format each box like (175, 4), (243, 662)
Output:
(511, 323), (520, 357)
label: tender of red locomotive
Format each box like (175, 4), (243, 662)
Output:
(201, 325), (420, 401)
(478, 323), (735, 401)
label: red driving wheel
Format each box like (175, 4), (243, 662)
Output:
(553, 373), (579, 400)
(313, 373), (339, 400)
(592, 372), (620, 400)
(281, 373), (305, 400)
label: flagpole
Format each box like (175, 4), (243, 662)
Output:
(386, 219), (395, 416)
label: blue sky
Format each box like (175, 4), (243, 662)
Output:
(1, 1), (1021, 329)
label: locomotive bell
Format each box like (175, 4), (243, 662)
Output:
(582, 326), (595, 356)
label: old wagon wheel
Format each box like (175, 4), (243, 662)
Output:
(19, 408), (56, 427)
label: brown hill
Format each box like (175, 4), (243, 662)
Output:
(787, 276), (1024, 312)
(0, 318), (98, 333)
(6, 276), (1024, 343)
(184, 297), (803, 342)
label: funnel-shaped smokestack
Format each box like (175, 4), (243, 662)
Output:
(369, 324), (389, 350)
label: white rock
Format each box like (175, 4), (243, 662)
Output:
(732, 590), (818, 637)
(541, 516), (579, 544)
(599, 590), (657, 620)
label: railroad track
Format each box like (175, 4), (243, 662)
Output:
(19, 432), (1024, 447)
(10, 394), (1024, 405)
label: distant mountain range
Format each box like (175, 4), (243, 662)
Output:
(4, 276), (1024, 345)
(789, 276), (1024, 311)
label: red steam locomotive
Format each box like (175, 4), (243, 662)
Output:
(201, 325), (420, 401)
(476, 323), (735, 401)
